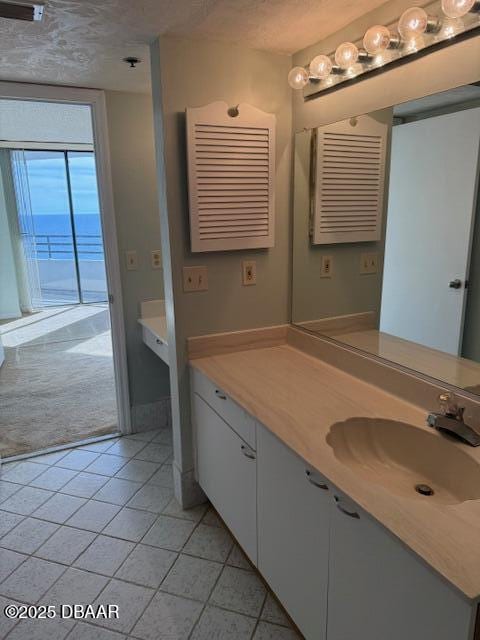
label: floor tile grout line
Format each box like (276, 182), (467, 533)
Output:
(250, 591), (270, 640)
(28, 465), (86, 493)
(0, 481), (25, 506)
(31, 490), (92, 528)
(1, 532), (288, 636)
(0, 433), (295, 639)
(186, 547), (229, 640)
(0, 444), (146, 573)
(1, 461), (175, 551)
(182, 507), (234, 639)
(0, 553), (71, 608)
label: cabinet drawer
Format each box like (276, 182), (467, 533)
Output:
(194, 393), (257, 564)
(191, 367), (256, 449)
(142, 325), (169, 365)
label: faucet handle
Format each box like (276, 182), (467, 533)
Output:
(438, 392), (464, 419)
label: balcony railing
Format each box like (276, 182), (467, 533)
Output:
(33, 234), (104, 260)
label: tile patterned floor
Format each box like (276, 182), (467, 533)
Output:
(0, 429), (302, 640)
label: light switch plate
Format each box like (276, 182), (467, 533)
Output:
(183, 266), (208, 292)
(320, 255), (333, 278)
(151, 250), (162, 269)
(242, 261), (257, 286)
(126, 250), (138, 271)
(360, 252), (378, 275)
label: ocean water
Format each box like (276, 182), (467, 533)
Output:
(31, 214), (104, 260)
(33, 213), (102, 237)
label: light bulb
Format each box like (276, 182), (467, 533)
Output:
(363, 25), (394, 54)
(288, 66), (309, 90)
(334, 42), (359, 69)
(309, 55), (333, 79)
(398, 7), (430, 40)
(442, 0), (477, 17)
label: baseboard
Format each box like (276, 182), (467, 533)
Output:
(130, 397), (172, 433)
(172, 464), (207, 509)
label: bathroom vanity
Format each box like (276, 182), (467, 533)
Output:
(185, 80), (480, 639)
(138, 299), (169, 365)
(189, 329), (480, 640)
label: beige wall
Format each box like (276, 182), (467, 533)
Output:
(150, 36), (292, 505)
(105, 90), (170, 419)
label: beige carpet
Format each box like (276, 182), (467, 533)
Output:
(0, 305), (118, 458)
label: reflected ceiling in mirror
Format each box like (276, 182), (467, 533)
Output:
(292, 82), (480, 396)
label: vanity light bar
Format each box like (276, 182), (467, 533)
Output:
(288, 1), (480, 93)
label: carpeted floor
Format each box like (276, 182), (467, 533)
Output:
(0, 305), (118, 458)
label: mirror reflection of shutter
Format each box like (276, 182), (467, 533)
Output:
(313, 114), (389, 245)
(186, 102), (275, 253)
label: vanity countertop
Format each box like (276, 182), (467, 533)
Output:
(191, 343), (480, 600)
(138, 316), (168, 343)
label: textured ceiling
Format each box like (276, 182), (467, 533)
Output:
(0, 0), (391, 93)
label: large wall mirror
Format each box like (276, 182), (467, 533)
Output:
(292, 81), (480, 396)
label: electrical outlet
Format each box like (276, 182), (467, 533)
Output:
(360, 252), (378, 275)
(242, 261), (257, 286)
(151, 250), (162, 269)
(320, 255), (333, 278)
(183, 266), (208, 292)
(126, 250), (138, 271)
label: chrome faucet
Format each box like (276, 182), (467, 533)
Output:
(427, 392), (480, 447)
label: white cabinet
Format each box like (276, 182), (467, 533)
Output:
(191, 368), (256, 448)
(191, 369), (477, 640)
(257, 424), (330, 640)
(193, 393), (257, 564)
(328, 493), (473, 640)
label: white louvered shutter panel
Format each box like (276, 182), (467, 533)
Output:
(186, 102), (275, 252)
(313, 114), (389, 245)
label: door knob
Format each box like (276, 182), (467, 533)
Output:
(449, 279), (462, 289)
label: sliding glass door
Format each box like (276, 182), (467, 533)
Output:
(11, 150), (107, 307)
(67, 151), (108, 303)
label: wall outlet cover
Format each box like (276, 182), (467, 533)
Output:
(320, 255), (333, 278)
(183, 266), (208, 292)
(360, 252), (379, 275)
(126, 250), (138, 271)
(242, 261), (257, 286)
(151, 250), (162, 269)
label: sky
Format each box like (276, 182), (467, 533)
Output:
(25, 151), (100, 216)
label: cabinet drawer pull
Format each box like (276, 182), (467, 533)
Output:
(241, 444), (256, 460)
(215, 389), (227, 400)
(334, 496), (360, 519)
(305, 469), (329, 490)
(156, 338), (163, 345)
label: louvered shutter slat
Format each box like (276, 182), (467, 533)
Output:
(187, 101), (275, 252)
(313, 115), (389, 245)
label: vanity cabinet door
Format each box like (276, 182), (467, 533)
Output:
(328, 494), (473, 640)
(257, 424), (330, 640)
(193, 393), (257, 564)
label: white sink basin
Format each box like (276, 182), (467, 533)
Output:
(326, 417), (480, 505)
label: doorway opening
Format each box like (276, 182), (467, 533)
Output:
(0, 92), (128, 459)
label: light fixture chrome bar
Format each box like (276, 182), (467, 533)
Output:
(426, 15), (442, 32)
(358, 50), (373, 62)
(388, 34), (402, 49)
